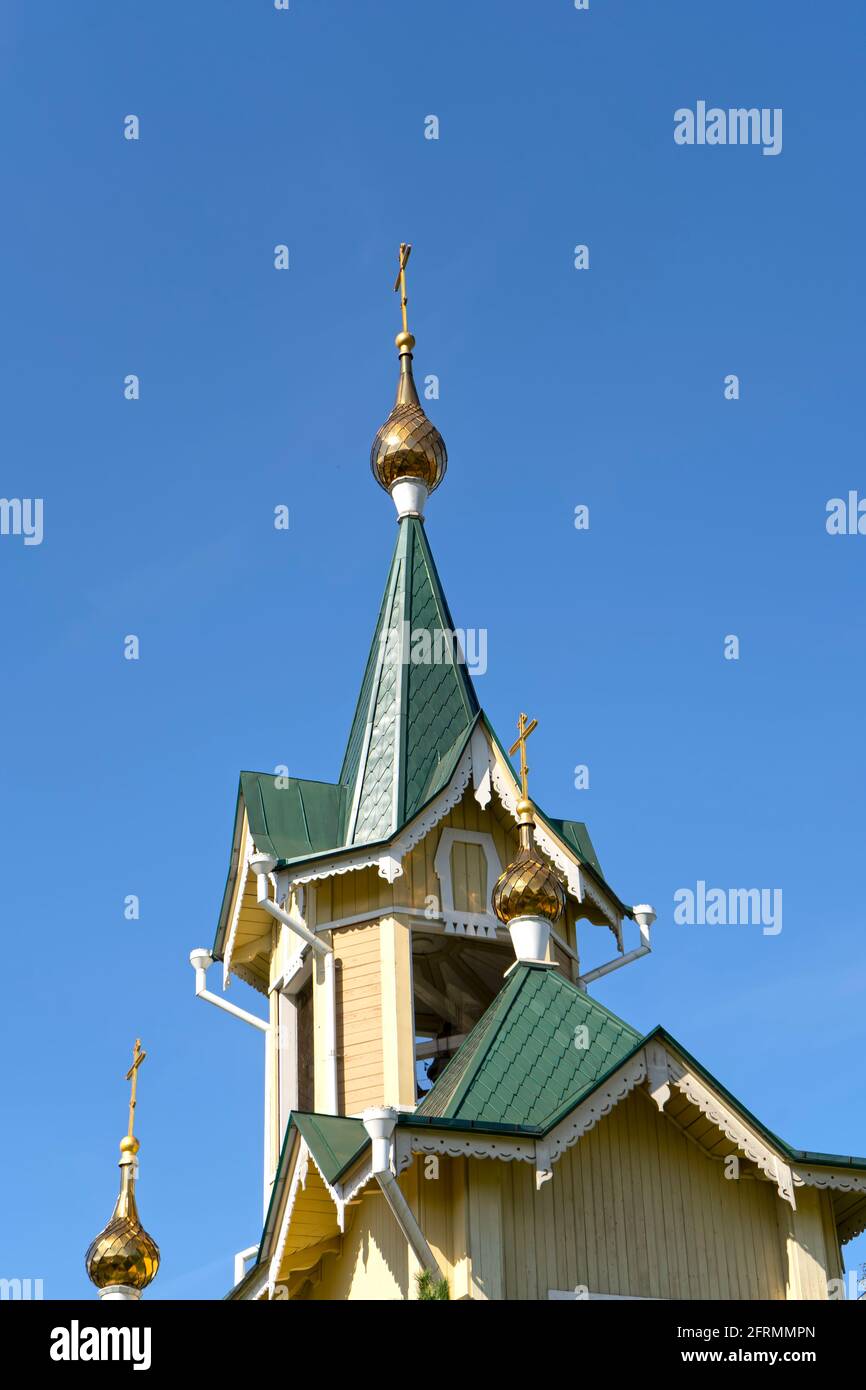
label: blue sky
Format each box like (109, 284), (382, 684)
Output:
(1, 1), (863, 1299)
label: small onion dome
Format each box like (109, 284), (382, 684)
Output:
(371, 332), (447, 494)
(492, 799), (565, 926)
(85, 1136), (160, 1294)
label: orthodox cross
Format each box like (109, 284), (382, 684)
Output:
(509, 712), (538, 800)
(393, 242), (412, 335)
(125, 1038), (147, 1139)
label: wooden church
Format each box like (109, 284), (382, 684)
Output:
(195, 249), (866, 1302)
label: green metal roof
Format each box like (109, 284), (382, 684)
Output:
(257, 1111), (368, 1263)
(339, 516), (479, 846)
(416, 969), (866, 1170)
(416, 962), (643, 1128)
(544, 817), (603, 879)
(239, 771), (346, 863)
(290, 1112), (368, 1185)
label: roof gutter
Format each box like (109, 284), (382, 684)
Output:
(363, 1108), (444, 1285)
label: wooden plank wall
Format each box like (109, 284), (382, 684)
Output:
(334, 922), (384, 1114)
(492, 1090), (788, 1300)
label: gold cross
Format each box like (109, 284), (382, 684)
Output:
(393, 242), (412, 335)
(509, 712), (538, 801)
(125, 1038), (147, 1139)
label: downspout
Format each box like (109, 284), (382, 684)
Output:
(189, 949), (269, 1032)
(362, 1108), (444, 1285)
(577, 904), (656, 989)
(249, 853), (331, 956)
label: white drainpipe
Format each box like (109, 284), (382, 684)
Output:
(234, 1244), (259, 1286)
(249, 853), (331, 957)
(577, 905), (657, 989)
(362, 1108), (444, 1285)
(189, 949), (269, 1032)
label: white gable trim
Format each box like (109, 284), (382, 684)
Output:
(398, 1043), (801, 1211)
(223, 828), (255, 988)
(286, 742), (474, 890)
(657, 1050), (796, 1207)
(267, 1139), (377, 1295)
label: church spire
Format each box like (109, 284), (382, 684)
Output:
(370, 244), (447, 519)
(85, 1039), (160, 1301)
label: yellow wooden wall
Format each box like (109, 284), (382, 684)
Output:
(333, 922), (384, 1114)
(307, 1160), (469, 1301)
(492, 1090), (788, 1299)
(290, 1092), (844, 1300)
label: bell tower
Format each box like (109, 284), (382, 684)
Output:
(200, 249), (654, 1218)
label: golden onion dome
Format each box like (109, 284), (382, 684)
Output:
(371, 332), (447, 494)
(85, 1135), (160, 1293)
(492, 800), (565, 926)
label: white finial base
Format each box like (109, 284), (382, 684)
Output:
(507, 915), (552, 964)
(98, 1285), (142, 1301)
(390, 479), (428, 519)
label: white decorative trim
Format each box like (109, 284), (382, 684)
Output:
(340, 1156), (375, 1209)
(394, 1129), (535, 1174)
(267, 1138), (377, 1294)
(269, 1141), (311, 1293)
(839, 1211), (866, 1245)
(796, 1167), (866, 1247)
(645, 1042), (672, 1112)
(287, 745), (474, 892)
(669, 1060), (796, 1207)
(470, 721), (493, 808)
(231, 960), (270, 997)
(793, 1167), (866, 1194)
(433, 827), (503, 938)
(577, 869), (623, 946)
(537, 1054), (648, 1182)
(223, 829), (254, 987)
(377, 854), (403, 884)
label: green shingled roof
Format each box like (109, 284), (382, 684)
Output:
(416, 962), (643, 1128)
(339, 516), (479, 846)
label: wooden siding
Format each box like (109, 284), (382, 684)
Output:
(307, 1159), (469, 1301)
(334, 922), (384, 1114)
(283, 1098), (844, 1300)
(491, 1090), (787, 1300)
